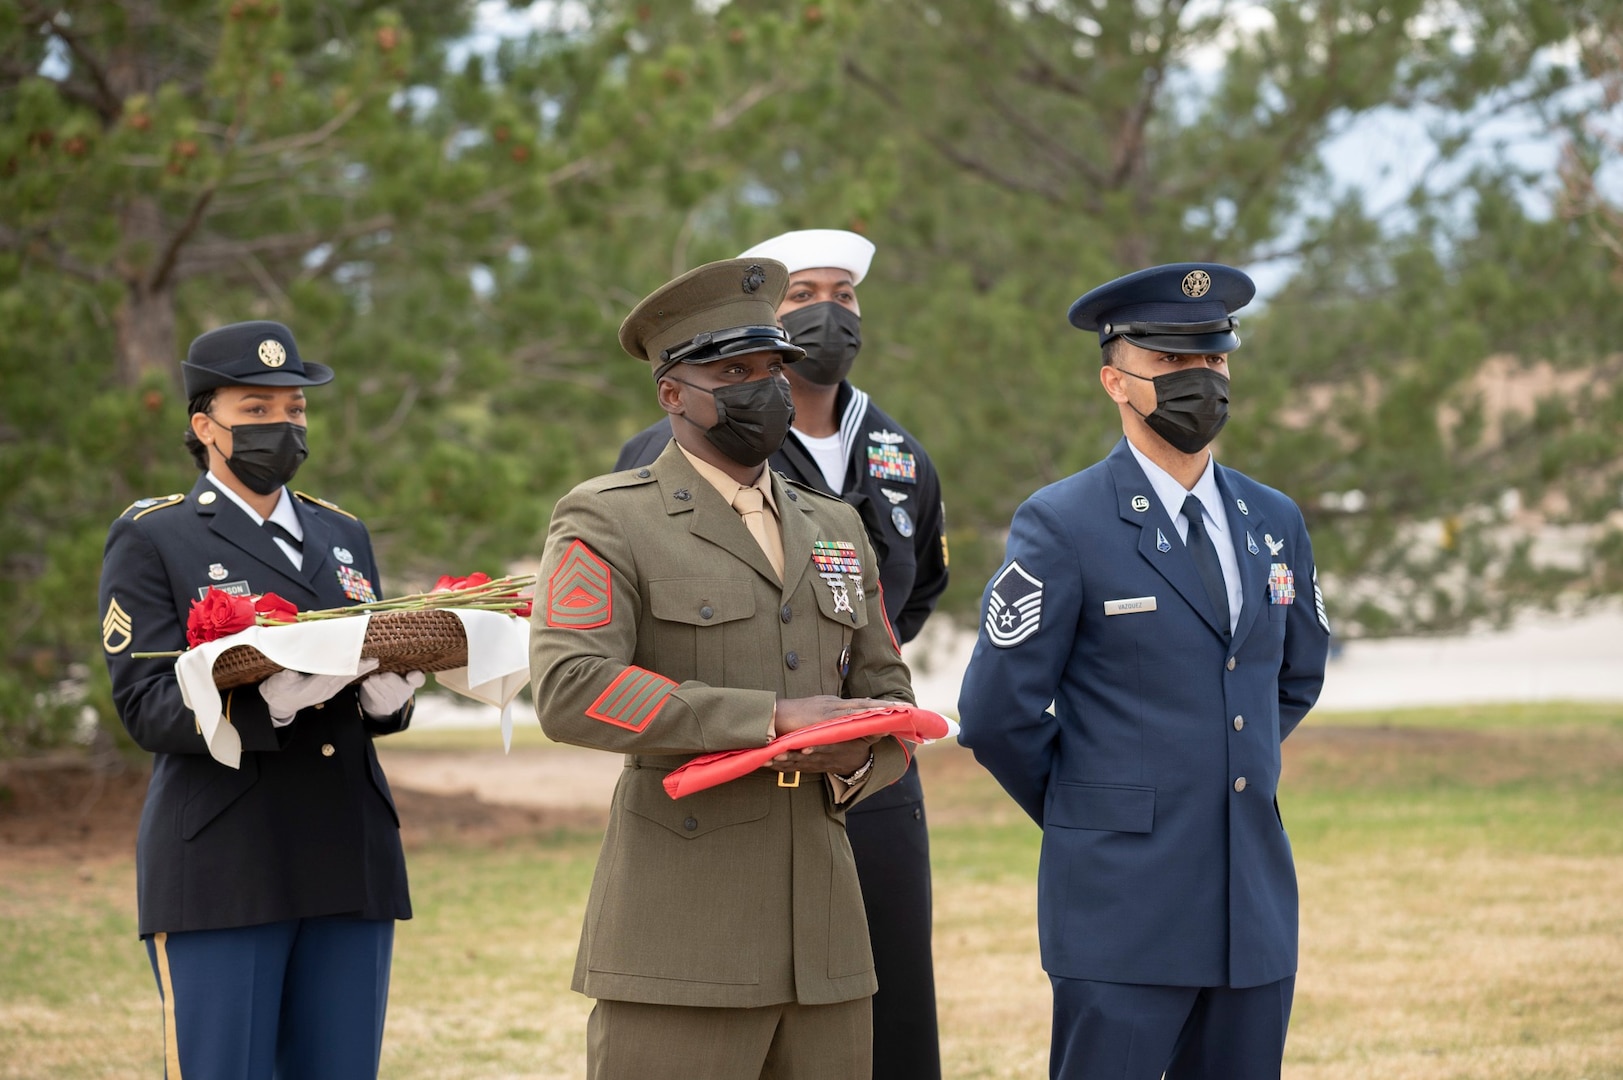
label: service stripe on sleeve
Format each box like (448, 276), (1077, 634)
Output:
(585, 667), (678, 732)
(547, 539), (612, 628)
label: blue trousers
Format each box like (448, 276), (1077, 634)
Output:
(145, 917), (394, 1080)
(1049, 975), (1295, 1080)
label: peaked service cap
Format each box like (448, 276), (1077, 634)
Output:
(1068, 263), (1256, 355)
(619, 258), (807, 377)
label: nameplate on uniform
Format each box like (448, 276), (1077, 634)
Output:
(1104, 596), (1157, 616)
(199, 580), (252, 600)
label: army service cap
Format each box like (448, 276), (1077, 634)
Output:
(738, 229), (875, 285)
(1068, 263), (1256, 355)
(181, 320), (334, 397)
(619, 258), (807, 378)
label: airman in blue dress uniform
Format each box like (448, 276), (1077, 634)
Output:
(957, 264), (1331, 1080)
(98, 321), (419, 1079)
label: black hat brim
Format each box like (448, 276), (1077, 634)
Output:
(1119, 330), (1240, 355)
(182, 361), (335, 396)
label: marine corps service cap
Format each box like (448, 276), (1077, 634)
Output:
(1068, 263), (1256, 355)
(181, 320), (335, 398)
(619, 258), (807, 379)
(738, 228), (876, 285)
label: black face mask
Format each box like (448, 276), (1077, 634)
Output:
(1120, 366), (1230, 454)
(216, 421), (308, 495)
(674, 375), (796, 467)
(779, 302), (862, 386)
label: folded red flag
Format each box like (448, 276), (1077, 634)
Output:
(662, 705), (952, 799)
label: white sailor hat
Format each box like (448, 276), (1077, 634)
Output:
(737, 229), (876, 286)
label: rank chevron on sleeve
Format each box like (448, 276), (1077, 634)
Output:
(547, 539), (613, 629)
(585, 666), (678, 731)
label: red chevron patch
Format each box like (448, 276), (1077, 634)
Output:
(585, 667), (677, 732)
(547, 540), (612, 629)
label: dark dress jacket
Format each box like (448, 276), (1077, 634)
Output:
(99, 475), (412, 936)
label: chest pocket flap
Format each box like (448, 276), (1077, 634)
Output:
(649, 578), (755, 627)
(809, 574), (870, 628)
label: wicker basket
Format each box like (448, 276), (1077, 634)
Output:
(211, 609), (471, 690)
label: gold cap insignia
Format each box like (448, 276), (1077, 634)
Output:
(1181, 270), (1212, 298)
(103, 597), (133, 654)
(258, 339), (287, 367)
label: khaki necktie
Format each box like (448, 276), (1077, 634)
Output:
(732, 486), (784, 581)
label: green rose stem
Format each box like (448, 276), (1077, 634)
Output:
(132, 575), (537, 658)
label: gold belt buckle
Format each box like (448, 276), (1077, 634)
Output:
(777, 771), (801, 788)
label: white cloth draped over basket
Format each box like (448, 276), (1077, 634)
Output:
(175, 609), (530, 768)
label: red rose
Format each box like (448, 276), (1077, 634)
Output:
(253, 592), (300, 624)
(187, 588), (257, 646)
(430, 570), (528, 615)
(431, 571), (492, 592)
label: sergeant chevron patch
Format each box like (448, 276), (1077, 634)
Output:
(102, 597), (133, 654)
(1314, 567), (1331, 633)
(586, 667), (677, 731)
(548, 540), (612, 629)
(986, 560), (1043, 648)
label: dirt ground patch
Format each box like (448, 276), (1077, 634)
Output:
(0, 753), (608, 871)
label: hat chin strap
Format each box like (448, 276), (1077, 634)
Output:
(1102, 315), (1238, 338)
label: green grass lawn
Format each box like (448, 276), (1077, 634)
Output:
(2, 702), (1621, 1078)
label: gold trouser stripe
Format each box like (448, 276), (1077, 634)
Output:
(153, 932), (184, 1079)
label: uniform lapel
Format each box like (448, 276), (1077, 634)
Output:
(195, 478), (309, 595)
(773, 472), (814, 599)
(653, 444), (783, 588)
(1218, 467), (1271, 651)
(1105, 441), (1229, 640)
(292, 497), (334, 590)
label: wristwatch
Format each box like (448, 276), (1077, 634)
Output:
(836, 750), (876, 786)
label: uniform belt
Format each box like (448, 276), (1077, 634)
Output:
(625, 754), (799, 786)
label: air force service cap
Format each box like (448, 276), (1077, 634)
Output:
(181, 320), (334, 398)
(738, 228), (875, 285)
(619, 258), (807, 379)
(1068, 263), (1256, 355)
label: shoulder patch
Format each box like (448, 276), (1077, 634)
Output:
(985, 560), (1044, 648)
(589, 469), (659, 493)
(293, 491), (358, 521)
(122, 493), (184, 521)
(547, 539), (612, 629)
(102, 597), (134, 654)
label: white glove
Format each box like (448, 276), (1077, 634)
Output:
(358, 669), (425, 718)
(259, 658), (380, 725)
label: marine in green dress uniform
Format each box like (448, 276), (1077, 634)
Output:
(529, 258), (917, 1080)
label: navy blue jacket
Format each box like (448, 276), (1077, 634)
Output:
(99, 475), (412, 936)
(957, 439), (1329, 989)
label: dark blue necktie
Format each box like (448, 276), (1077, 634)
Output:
(1182, 494), (1230, 633)
(263, 520), (302, 555)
